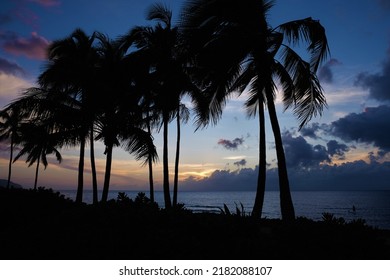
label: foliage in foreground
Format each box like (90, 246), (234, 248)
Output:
(1, 187), (389, 260)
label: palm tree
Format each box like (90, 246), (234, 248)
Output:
(121, 3), (199, 209)
(39, 29), (99, 204)
(13, 120), (62, 189)
(2, 87), (82, 189)
(0, 107), (22, 188)
(181, 0), (329, 220)
(173, 103), (190, 206)
(94, 33), (158, 203)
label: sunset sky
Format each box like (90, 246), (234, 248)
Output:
(1, 0), (390, 192)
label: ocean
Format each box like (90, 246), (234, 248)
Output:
(60, 190), (390, 230)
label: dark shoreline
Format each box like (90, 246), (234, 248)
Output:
(1, 187), (389, 260)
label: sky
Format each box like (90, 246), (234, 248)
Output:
(1, 0), (390, 192)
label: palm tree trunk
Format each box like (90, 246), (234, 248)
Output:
(146, 116), (155, 203)
(7, 137), (14, 189)
(76, 136), (85, 204)
(90, 127), (98, 205)
(101, 144), (113, 203)
(163, 117), (172, 209)
(33, 155), (40, 190)
(267, 98), (295, 221)
(252, 103), (266, 219)
(173, 109), (181, 207)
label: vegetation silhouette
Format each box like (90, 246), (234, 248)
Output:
(0, 106), (22, 188)
(39, 29), (100, 204)
(180, 0), (329, 220)
(13, 120), (62, 190)
(118, 3), (201, 208)
(0, 0), (349, 253)
(0, 187), (389, 259)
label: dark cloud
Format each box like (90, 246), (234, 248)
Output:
(355, 54), (390, 102)
(0, 57), (25, 76)
(326, 140), (350, 159)
(233, 159), (247, 167)
(300, 122), (323, 139)
(0, 31), (49, 60)
(377, 0), (390, 10)
(330, 105), (390, 152)
(318, 59), (342, 84)
(218, 137), (244, 150)
(181, 168), (258, 191)
(282, 131), (330, 168)
(181, 160), (390, 191)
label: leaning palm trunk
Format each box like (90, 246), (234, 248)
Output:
(173, 109), (181, 207)
(90, 127), (98, 205)
(101, 144), (113, 203)
(267, 97), (295, 221)
(33, 154), (41, 190)
(7, 137), (14, 189)
(252, 103), (267, 218)
(75, 136), (85, 203)
(162, 117), (172, 209)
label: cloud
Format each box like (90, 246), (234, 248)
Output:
(326, 140), (350, 159)
(27, 0), (61, 7)
(0, 73), (33, 107)
(329, 105), (390, 152)
(282, 131), (330, 168)
(0, 57), (25, 76)
(233, 159), (247, 167)
(377, 0), (390, 10)
(181, 168), (258, 191)
(180, 160), (390, 191)
(355, 52), (390, 102)
(318, 58), (341, 83)
(218, 137), (244, 150)
(300, 122), (324, 139)
(0, 31), (49, 60)
(11, 5), (40, 29)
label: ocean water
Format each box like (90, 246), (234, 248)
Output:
(61, 190), (390, 230)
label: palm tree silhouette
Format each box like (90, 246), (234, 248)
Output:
(122, 3), (199, 209)
(3, 86), (81, 189)
(0, 106), (22, 188)
(181, 0), (329, 220)
(94, 33), (158, 203)
(173, 103), (190, 206)
(13, 120), (62, 190)
(39, 29), (99, 204)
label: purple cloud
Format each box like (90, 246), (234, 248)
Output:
(233, 159), (247, 167)
(0, 57), (25, 76)
(218, 137), (244, 150)
(0, 31), (49, 60)
(28, 0), (61, 7)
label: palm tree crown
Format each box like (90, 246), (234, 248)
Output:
(181, 0), (329, 219)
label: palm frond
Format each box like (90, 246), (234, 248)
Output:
(147, 3), (172, 28)
(121, 126), (158, 165)
(277, 17), (330, 72)
(272, 61), (295, 110)
(293, 72), (327, 129)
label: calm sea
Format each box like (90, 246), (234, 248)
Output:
(60, 190), (390, 230)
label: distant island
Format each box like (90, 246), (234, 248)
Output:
(0, 179), (22, 189)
